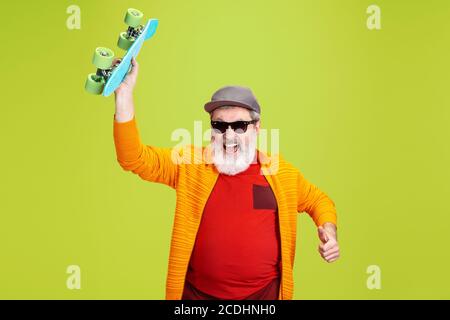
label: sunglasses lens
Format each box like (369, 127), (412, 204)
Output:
(231, 122), (247, 134)
(211, 122), (227, 133)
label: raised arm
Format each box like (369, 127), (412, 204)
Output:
(113, 58), (178, 189)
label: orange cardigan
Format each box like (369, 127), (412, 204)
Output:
(113, 116), (337, 300)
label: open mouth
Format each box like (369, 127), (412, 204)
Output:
(223, 143), (239, 153)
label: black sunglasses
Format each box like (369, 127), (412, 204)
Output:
(211, 120), (258, 134)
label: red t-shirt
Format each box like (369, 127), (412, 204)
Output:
(185, 162), (281, 299)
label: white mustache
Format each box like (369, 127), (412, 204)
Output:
(223, 139), (239, 144)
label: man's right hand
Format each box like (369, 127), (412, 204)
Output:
(114, 57), (139, 123)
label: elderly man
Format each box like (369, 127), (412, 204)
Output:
(113, 58), (340, 300)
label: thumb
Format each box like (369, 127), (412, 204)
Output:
(129, 57), (139, 75)
(318, 226), (329, 243)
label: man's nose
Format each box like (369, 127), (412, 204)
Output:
(224, 126), (235, 139)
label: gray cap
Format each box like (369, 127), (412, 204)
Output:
(204, 85), (261, 114)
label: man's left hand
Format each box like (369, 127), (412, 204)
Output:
(318, 222), (340, 263)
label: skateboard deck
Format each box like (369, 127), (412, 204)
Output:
(103, 19), (159, 96)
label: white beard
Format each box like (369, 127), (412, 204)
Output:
(211, 132), (257, 176)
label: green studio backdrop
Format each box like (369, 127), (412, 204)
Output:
(1, 0), (449, 299)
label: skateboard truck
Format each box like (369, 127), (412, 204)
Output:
(85, 47), (116, 95)
(118, 8), (145, 51)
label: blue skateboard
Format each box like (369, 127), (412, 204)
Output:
(85, 8), (158, 96)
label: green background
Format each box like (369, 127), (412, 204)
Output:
(1, 0), (449, 299)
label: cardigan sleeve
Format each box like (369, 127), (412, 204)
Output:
(113, 115), (179, 189)
(297, 169), (337, 227)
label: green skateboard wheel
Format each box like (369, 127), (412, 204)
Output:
(85, 73), (105, 95)
(117, 32), (134, 50)
(92, 47), (114, 70)
(124, 8), (143, 28)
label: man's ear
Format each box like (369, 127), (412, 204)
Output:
(255, 120), (261, 134)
